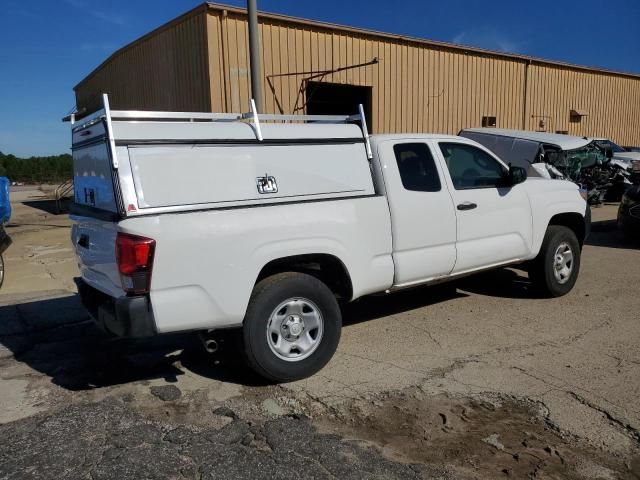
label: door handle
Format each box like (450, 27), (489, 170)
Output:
(457, 202), (477, 211)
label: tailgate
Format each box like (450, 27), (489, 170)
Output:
(71, 116), (124, 297)
(71, 216), (123, 298)
(72, 119), (121, 215)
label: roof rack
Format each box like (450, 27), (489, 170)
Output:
(64, 93), (373, 161)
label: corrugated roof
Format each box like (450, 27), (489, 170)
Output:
(75, 2), (640, 90)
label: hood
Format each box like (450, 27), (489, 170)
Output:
(613, 152), (640, 163)
(609, 158), (632, 171)
(524, 176), (579, 193)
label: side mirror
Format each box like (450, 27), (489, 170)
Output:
(508, 165), (527, 185)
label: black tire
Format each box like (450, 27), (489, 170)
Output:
(529, 226), (581, 297)
(242, 272), (342, 383)
(0, 254), (4, 289)
(618, 213), (637, 241)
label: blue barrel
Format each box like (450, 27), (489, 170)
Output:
(0, 177), (11, 224)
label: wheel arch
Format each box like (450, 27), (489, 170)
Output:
(548, 212), (586, 246)
(255, 253), (354, 301)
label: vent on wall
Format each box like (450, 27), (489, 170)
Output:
(556, 130), (569, 134)
(481, 116), (497, 127)
(570, 109), (588, 123)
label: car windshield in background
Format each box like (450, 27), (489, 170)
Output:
(595, 140), (627, 153)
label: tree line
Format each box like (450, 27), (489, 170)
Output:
(0, 151), (72, 184)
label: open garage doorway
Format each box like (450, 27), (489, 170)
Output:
(305, 82), (373, 132)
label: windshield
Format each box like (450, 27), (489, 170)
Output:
(595, 140), (626, 153)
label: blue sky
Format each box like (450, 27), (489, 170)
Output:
(0, 0), (638, 157)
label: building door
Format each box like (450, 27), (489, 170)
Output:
(305, 82), (372, 132)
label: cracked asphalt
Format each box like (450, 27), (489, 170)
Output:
(1, 189), (639, 479)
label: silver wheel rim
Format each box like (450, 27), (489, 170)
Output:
(553, 242), (573, 284)
(266, 297), (324, 362)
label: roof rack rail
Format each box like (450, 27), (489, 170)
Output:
(64, 93), (373, 161)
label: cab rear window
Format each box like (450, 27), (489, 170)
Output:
(393, 143), (441, 192)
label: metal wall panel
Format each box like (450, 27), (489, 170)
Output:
(206, 10), (532, 137)
(204, 8), (640, 145)
(525, 64), (640, 145)
(76, 5), (640, 147)
(75, 8), (210, 113)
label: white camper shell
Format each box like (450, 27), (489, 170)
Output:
(71, 96), (375, 218)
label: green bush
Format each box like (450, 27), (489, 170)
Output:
(0, 151), (72, 184)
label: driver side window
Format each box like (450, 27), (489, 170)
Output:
(439, 142), (507, 190)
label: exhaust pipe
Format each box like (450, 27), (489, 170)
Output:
(199, 332), (219, 353)
(204, 339), (218, 353)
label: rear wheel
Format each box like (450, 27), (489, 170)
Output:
(529, 226), (581, 297)
(0, 254), (4, 289)
(242, 272), (341, 382)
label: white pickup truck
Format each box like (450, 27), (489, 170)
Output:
(68, 96), (590, 382)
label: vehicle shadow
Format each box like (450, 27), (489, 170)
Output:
(22, 199), (70, 215)
(341, 284), (467, 327)
(0, 294), (273, 389)
(0, 287), (466, 389)
(586, 219), (640, 250)
(0, 272), (539, 390)
(454, 268), (537, 299)
(0, 295), (194, 390)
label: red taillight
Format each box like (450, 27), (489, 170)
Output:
(116, 232), (155, 294)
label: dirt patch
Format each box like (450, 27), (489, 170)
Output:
(120, 377), (640, 479)
(316, 389), (639, 479)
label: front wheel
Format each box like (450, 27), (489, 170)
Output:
(529, 226), (581, 297)
(0, 254), (4, 289)
(242, 272), (342, 383)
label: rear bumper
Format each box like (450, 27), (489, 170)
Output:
(76, 278), (157, 337)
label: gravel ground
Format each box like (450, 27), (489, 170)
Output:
(0, 397), (452, 480)
(0, 190), (639, 479)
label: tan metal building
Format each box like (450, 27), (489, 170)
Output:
(75, 2), (640, 147)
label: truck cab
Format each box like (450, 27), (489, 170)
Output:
(372, 135), (534, 286)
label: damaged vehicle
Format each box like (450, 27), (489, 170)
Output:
(618, 186), (640, 238)
(594, 138), (640, 169)
(617, 161), (640, 239)
(459, 128), (632, 204)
